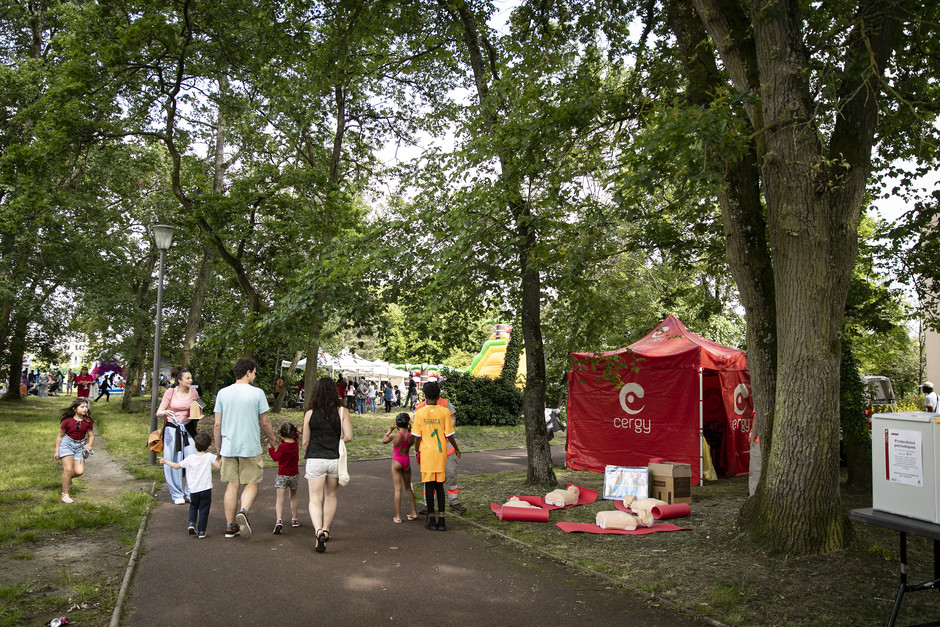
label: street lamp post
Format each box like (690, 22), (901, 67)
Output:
(149, 224), (175, 464)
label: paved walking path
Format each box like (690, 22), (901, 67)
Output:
(124, 447), (699, 626)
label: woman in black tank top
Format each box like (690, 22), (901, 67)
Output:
(302, 377), (353, 553)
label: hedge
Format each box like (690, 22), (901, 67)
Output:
(442, 374), (523, 426)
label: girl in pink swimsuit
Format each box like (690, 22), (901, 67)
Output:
(382, 412), (418, 523)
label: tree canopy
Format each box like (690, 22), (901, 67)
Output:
(1, 0), (935, 555)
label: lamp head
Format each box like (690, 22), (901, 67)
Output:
(153, 224), (176, 251)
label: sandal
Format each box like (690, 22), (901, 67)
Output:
(315, 529), (326, 553)
(406, 514), (418, 521)
(321, 529), (330, 543)
(393, 516), (402, 523)
(61, 493), (73, 504)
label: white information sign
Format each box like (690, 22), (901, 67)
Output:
(886, 428), (924, 488)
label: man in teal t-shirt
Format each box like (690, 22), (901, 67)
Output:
(213, 358), (275, 539)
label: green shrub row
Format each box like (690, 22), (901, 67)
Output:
(443, 374), (523, 426)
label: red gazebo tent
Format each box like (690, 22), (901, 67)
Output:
(567, 315), (753, 486)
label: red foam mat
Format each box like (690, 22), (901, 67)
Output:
(614, 500), (691, 519)
(652, 503), (691, 519)
(511, 484), (599, 511)
(555, 522), (691, 535)
(490, 502), (550, 522)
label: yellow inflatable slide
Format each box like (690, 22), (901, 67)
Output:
(467, 323), (526, 384)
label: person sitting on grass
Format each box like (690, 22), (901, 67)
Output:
(382, 412), (418, 524)
(54, 399), (95, 504)
(159, 433), (220, 538)
(268, 421), (301, 534)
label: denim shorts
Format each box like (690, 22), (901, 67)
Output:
(305, 458), (338, 479)
(58, 435), (85, 460)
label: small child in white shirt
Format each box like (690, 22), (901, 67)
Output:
(160, 433), (219, 538)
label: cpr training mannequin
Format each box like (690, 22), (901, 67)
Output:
(502, 496), (541, 509)
(622, 495), (667, 512)
(596, 509), (654, 530)
(544, 485), (579, 506)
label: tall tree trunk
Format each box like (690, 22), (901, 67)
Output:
(122, 251), (158, 409)
(690, 0), (900, 553)
(443, 0), (555, 484)
(303, 340), (320, 405)
(162, 57), (265, 337)
(121, 332), (148, 410)
(273, 350), (303, 413)
(0, 297), (11, 376)
(181, 244), (215, 368)
(1, 312), (28, 402)
(303, 309), (325, 403)
(520, 237), (555, 487)
(209, 346), (225, 396)
(668, 0), (777, 496)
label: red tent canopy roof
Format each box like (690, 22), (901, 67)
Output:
(572, 315), (748, 371)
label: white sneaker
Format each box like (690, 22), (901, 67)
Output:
(173, 497), (185, 505)
(235, 509), (251, 539)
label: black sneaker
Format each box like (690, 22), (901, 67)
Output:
(235, 509), (251, 540)
(188, 523), (197, 535)
(225, 524), (240, 538)
(274, 520), (283, 535)
(197, 531), (207, 539)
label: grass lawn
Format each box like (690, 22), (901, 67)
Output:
(0, 396), (153, 626)
(5, 393), (935, 625)
(456, 468), (940, 626)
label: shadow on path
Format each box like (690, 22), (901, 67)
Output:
(124, 447), (699, 626)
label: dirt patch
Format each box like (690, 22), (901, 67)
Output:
(0, 437), (150, 625)
(0, 534), (129, 595)
(82, 436), (151, 502)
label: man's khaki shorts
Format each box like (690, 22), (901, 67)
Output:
(220, 454), (264, 485)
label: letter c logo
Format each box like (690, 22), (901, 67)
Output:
(734, 384), (750, 415)
(651, 325), (670, 340)
(619, 382), (646, 415)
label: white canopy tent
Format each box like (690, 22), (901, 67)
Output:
(280, 350), (410, 388)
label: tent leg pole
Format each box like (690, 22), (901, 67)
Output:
(699, 368), (704, 487)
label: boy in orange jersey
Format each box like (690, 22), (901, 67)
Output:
(411, 381), (461, 530)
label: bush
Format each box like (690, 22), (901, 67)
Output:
(442, 374), (523, 426)
(898, 395), (923, 412)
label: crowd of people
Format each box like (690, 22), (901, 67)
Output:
(333, 374), (422, 414)
(53, 359), (469, 551)
(11, 366), (123, 399)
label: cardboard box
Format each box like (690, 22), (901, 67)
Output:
(648, 462), (692, 504)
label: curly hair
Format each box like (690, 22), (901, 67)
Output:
(304, 377), (341, 413)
